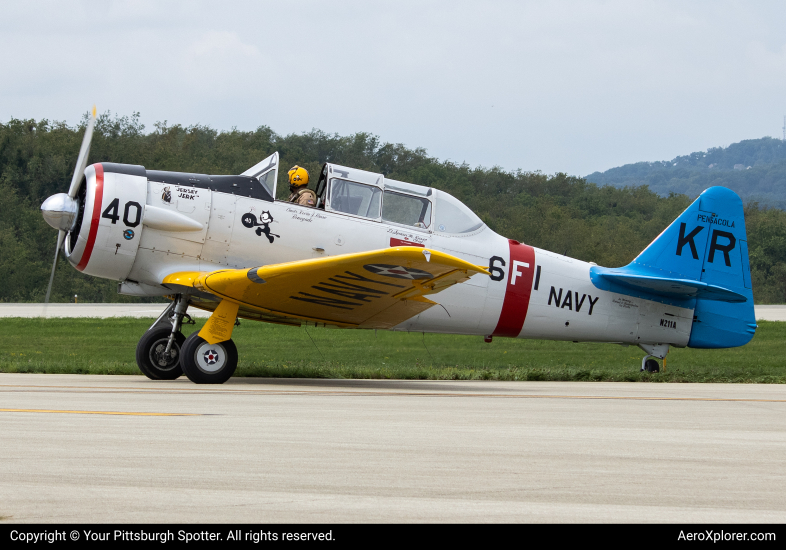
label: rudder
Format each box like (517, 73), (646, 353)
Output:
(690, 187), (755, 348)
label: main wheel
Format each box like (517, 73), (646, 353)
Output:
(644, 358), (660, 373)
(180, 332), (238, 384)
(136, 328), (185, 380)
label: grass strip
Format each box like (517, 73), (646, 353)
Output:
(1, 317), (784, 383)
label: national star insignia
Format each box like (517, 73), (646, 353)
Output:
(203, 350), (219, 365)
(363, 264), (433, 280)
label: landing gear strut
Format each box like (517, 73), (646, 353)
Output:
(639, 343), (669, 374)
(135, 295), (191, 380)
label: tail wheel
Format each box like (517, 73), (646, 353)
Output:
(136, 328), (185, 380)
(180, 332), (238, 384)
(644, 358), (660, 373)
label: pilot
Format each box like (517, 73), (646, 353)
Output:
(287, 165), (317, 207)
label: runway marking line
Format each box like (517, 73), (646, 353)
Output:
(1, 384), (785, 403)
(0, 408), (201, 416)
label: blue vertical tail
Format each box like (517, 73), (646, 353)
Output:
(591, 186), (755, 348)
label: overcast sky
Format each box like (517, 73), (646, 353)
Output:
(2, 1), (785, 176)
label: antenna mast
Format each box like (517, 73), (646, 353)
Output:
(783, 116), (785, 141)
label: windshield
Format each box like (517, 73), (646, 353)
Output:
(258, 170), (276, 197)
(382, 191), (432, 228)
(434, 191), (483, 234)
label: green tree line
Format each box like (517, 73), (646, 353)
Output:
(2, 113), (786, 303)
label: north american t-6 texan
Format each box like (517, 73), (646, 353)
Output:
(40, 110), (756, 383)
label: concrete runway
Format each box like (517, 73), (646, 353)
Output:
(2, 303), (786, 320)
(1, 374), (785, 523)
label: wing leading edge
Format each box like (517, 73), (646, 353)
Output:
(163, 247), (489, 342)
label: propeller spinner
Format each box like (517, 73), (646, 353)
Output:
(41, 106), (96, 304)
(40, 192), (78, 232)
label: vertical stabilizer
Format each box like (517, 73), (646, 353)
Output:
(624, 187), (755, 348)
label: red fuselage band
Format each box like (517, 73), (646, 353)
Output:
(492, 240), (536, 338)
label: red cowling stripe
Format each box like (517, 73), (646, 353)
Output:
(75, 164), (104, 272)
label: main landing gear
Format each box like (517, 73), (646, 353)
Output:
(136, 295), (239, 384)
(639, 343), (670, 373)
(136, 296), (192, 380)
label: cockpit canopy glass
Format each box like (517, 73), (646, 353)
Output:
(319, 164), (482, 233)
(382, 191), (432, 229)
(258, 170), (276, 197)
(434, 190), (484, 234)
(328, 178), (382, 219)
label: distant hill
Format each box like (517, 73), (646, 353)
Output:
(586, 137), (786, 209)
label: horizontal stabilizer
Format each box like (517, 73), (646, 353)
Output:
(595, 270), (747, 303)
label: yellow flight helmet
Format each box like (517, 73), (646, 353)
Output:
(288, 165), (309, 188)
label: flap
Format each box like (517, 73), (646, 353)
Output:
(163, 247), (489, 328)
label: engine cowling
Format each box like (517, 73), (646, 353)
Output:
(65, 163), (148, 281)
(59, 161), (269, 291)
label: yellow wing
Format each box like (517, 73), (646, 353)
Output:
(163, 247), (489, 342)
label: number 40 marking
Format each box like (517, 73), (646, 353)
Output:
(102, 198), (142, 228)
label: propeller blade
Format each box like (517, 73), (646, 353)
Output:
(43, 106), (95, 308)
(67, 105), (97, 199)
(44, 230), (66, 305)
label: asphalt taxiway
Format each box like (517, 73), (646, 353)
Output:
(1, 374), (784, 523)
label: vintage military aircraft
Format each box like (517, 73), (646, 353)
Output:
(40, 109), (756, 383)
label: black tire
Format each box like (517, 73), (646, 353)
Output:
(180, 331), (238, 384)
(241, 213), (257, 228)
(645, 358), (660, 373)
(135, 328), (185, 380)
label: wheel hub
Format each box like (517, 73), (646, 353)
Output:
(195, 342), (227, 373)
(151, 339), (179, 370)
